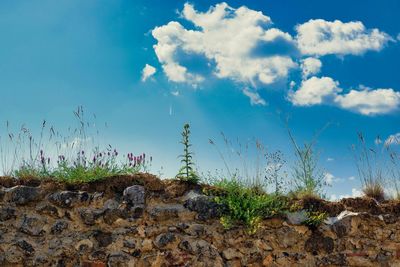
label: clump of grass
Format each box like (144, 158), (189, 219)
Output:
(176, 123), (199, 183)
(288, 127), (327, 198)
(213, 179), (287, 234)
(352, 133), (386, 201)
(3, 107), (151, 183)
(208, 133), (288, 193)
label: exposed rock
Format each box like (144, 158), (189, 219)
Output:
(286, 210), (309, 225)
(18, 214), (45, 236)
(1, 176), (400, 266)
(16, 239), (35, 256)
(123, 185), (145, 206)
(154, 232), (178, 249)
(0, 206), (16, 221)
(222, 248), (242, 260)
(8, 185), (41, 205)
(93, 230), (113, 248)
(36, 203), (59, 217)
(123, 238), (137, 249)
(75, 239), (94, 252)
(305, 231), (334, 254)
(149, 204), (186, 221)
(107, 252), (132, 266)
(49, 190), (90, 208)
(79, 208), (104, 225)
(183, 192), (222, 220)
(51, 220), (69, 234)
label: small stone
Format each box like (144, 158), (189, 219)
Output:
(93, 230), (113, 247)
(36, 203), (59, 217)
(286, 210), (309, 225)
(184, 193), (222, 220)
(0, 206), (16, 221)
(222, 248), (242, 260)
(305, 231), (334, 254)
(51, 220), (69, 234)
(123, 185), (145, 206)
(123, 239), (136, 249)
(75, 239), (94, 252)
(154, 232), (177, 249)
(16, 239), (35, 256)
(79, 208), (104, 225)
(141, 239), (153, 252)
(148, 204), (185, 221)
(185, 224), (205, 236)
(179, 238), (219, 258)
(8, 185), (41, 205)
(18, 214), (45, 236)
(49, 191), (90, 208)
(107, 252), (131, 266)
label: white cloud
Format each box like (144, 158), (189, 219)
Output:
(150, 3), (397, 115)
(290, 76), (400, 115)
(351, 188), (363, 198)
(242, 88), (267, 106)
(385, 133), (400, 146)
(335, 87), (400, 115)
(152, 3), (296, 86)
(289, 76), (341, 106)
(141, 64), (157, 82)
(349, 176), (355, 181)
(296, 19), (391, 56)
(330, 187), (363, 201)
(326, 157), (334, 162)
(301, 57), (322, 78)
(325, 172), (343, 185)
(171, 91), (180, 97)
(397, 33), (400, 41)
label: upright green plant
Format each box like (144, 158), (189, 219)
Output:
(176, 123), (199, 183)
(287, 126), (327, 197)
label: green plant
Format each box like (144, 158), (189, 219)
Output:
(3, 107), (150, 183)
(176, 123), (199, 183)
(287, 127), (327, 197)
(213, 179), (287, 234)
(303, 210), (327, 228)
(209, 134), (287, 192)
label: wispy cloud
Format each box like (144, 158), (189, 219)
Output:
(141, 64), (157, 82)
(242, 88), (267, 106)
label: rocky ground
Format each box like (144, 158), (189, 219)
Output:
(1, 174), (400, 266)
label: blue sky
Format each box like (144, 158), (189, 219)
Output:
(0, 0), (399, 199)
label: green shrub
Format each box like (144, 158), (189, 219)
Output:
(213, 179), (287, 234)
(303, 210), (327, 228)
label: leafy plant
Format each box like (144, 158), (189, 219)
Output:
(213, 179), (287, 234)
(176, 123), (199, 183)
(303, 210), (327, 228)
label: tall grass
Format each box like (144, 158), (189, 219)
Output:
(208, 133), (287, 193)
(287, 126), (327, 198)
(351, 133), (387, 201)
(0, 107), (150, 183)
